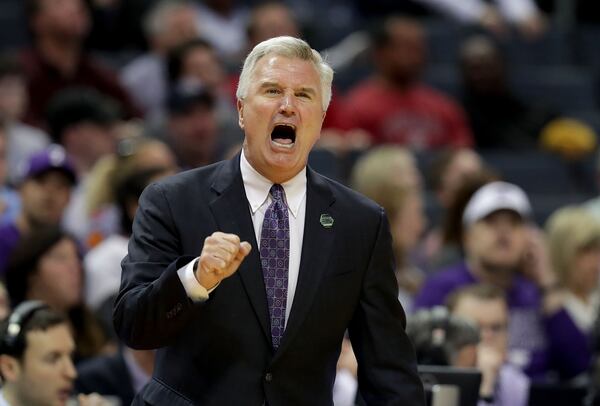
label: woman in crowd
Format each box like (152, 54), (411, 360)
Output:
(351, 145), (426, 311)
(5, 226), (109, 361)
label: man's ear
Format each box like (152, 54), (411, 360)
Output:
(237, 99), (244, 129)
(0, 354), (21, 382)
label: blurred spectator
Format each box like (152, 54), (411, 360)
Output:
(84, 166), (174, 311)
(0, 128), (20, 227)
(331, 306), (481, 405)
(459, 35), (557, 150)
(164, 82), (221, 169)
(544, 206), (600, 372)
(415, 181), (590, 380)
(341, 15), (473, 150)
(0, 54), (50, 183)
(0, 145), (76, 274)
(192, 0), (249, 66)
(421, 151), (497, 270)
(5, 227), (109, 361)
(45, 88), (121, 243)
(356, 0), (546, 39)
(121, 0), (199, 120)
(351, 146), (426, 311)
(408, 306), (480, 367)
(0, 303), (111, 406)
(46, 88), (120, 176)
(76, 347), (154, 405)
(428, 148), (485, 214)
(20, 0), (140, 127)
(83, 137), (177, 247)
(448, 284), (530, 406)
(246, 2), (301, 50)
(85, 0), (166, 52)
(166, 38), (242, 150)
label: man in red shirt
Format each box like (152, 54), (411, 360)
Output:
(342, 16), (473, 150)
(21, 0), (140, 128)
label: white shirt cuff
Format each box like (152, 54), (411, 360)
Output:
(177, 258), (218, 302)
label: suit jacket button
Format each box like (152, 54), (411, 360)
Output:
(265, 372), (273, 382)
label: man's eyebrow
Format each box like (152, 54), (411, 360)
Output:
(259, 82), (280, 89)
(297, 87), (317, 96)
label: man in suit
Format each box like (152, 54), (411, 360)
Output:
(113, 36), (424, 405)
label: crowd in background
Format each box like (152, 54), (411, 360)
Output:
(1, 0), (600, 404)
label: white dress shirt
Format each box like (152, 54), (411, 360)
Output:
(178, 150), (307, 325)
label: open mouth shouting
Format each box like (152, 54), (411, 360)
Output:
(271, 124), (296, 149)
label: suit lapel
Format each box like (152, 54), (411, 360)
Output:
(208, 156), (271, 343)
(274, 168), (336, 359)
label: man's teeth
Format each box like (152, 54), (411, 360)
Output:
(272, 140), (294, 148)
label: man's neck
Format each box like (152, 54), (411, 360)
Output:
(36, 36), (81, 77)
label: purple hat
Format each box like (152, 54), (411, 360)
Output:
(20, 145), (77, 185)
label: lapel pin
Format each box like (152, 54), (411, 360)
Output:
(320, 214), (334, 228)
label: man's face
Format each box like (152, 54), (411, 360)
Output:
(452, 296), (509, 355)
(376, 20), (426, 85)
(464, 210), (528, 271)
(12, 324), (77, 406)
(238, 55), (325, 183)
(33, 0), (90, 40)
(20, 171), (72, 227)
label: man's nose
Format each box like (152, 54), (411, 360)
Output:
(64, 358), (77, 380)
(278, 94), (296, 115)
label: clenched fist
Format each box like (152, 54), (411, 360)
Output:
(196, 232), (252, 290)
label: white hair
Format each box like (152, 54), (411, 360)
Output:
(236, 36), (334, 111)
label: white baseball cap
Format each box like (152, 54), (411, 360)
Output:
(462, 181), (532, 226)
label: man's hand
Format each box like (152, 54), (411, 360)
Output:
(196, 232), (252, 290)
(477, 344), (503, 398)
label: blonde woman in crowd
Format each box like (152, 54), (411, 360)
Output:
(351, 146), (426, 312)
(545, 206), (600, 338)
(83, 136), (178, 248)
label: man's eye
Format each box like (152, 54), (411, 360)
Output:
(297, 92), (311, 99)
(266, 88), (280, 94)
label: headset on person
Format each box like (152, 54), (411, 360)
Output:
(0, 301), (49, 356)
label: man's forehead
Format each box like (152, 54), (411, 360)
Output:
(25, 325), (74, 355)
(254, 55), (319, 79)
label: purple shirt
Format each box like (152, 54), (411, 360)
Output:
(0, 223), (20, 275)
(414, 262), (591, 380)
(479, 364), (529, 406)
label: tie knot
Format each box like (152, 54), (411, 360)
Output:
(270, 184), (285, 203)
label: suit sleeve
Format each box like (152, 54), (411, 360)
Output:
(348, 208), (426, 405)
(113, 182), (201, 349)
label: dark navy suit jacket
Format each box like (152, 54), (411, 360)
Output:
(113, 155), (424, 405)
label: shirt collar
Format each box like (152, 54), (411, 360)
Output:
(240, 150), (306, 218)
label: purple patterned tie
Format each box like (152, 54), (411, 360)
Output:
(260, 184), (289, 349)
